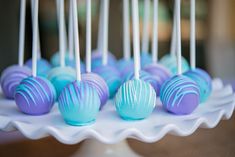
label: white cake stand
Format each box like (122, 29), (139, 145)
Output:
(0, 78), (234, 157)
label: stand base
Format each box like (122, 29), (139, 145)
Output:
(71, 139), (142, 157)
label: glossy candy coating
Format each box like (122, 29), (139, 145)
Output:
(15, 76), (56, 115)
(58, 81), (100, 126)
(115, 79), (156, 120)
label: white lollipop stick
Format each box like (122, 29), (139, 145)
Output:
(68, 0), (74, 60)
(18, 0), (26, 66)
(123, 0), (131, 60)
(58, 0), (66, 67)
(31, 0), (41, 59)
(86, 0), (92, 72)
(102, 0), (109, 65)
(132, 0), (140, 79)
(190, 0), (196, 69)
(32, 0), (39, 77)
(176, 0), (182, 75)
(97, 0), (104, 51)
(170, 2), (177, 56)
(141, 0), (150, 53)
(152, 0), (158, 63)
(72, 0), (81, 81)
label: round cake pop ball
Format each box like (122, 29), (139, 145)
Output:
(50, 52), (86, 72)
(159, 54), (189, 75)
(91, 51), (117, 69)
(0, 65), (31, 99)
(93, 65), (121, 98)
(143, 64), (171, 95)
(15, 76), (56, 115)
(25, 58), (52, 77)
(160, 75), (200, 115)
(117, 58), (134, 81)
(125, 70), (160, 95)
(141, 52), (152, 68)
(47, 67), (76, 97)
(58, 80), (100, 126)
(115, 79), (156, 120)
(82, 72), (109, 108)
(184, 68), (212, 103)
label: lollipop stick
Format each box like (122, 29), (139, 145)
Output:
(18, 0), (26, 66)
(176, 0), (182, 75)
(152, 0), (158, 63)
(132, 0), (140, 79)
(72, 0), (81, 81)
(68, 0), (74, 60)
(32, 0), (39, 77)
(170, 1), (177, 56)
(123, 0), (131, 60)
(97, 0), (104, 51)
(86, 0), (92, 72)
(141, 0), (150, 53)
(190, 0), (196, 69)
(31, 0), (41, 59)
(58, 0), (66, 67)
(102, 0), (109, 65)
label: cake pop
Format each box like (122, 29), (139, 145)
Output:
(160, 0), (199, 115)
(0, 0), (31, 99)
(117, 0), (134, 81)
(143, 0), (171, 95)
(184, 0), (212, 103)
(81, 0), (109, 108)
(93, 0), (121, 98)
(58, 0), (100, 126)
(47, 0), (76, 97)
(140, 0), (152, 68)
(115, 0), (156, 120)
(25, 0), (52, 77)
(15, 0), (56, 115)
(159, 1), (189, 75)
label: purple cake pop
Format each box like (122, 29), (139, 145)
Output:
(1, 65), (31, 99)
(144, 64), (171, 95)
(82, 72), (109, 108)
(15, 76), (56, 115)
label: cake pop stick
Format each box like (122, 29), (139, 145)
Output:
(97, 0), (104, 51)
(86, 0), (92, 73)
(176, 0), (182, 75)
(123, 0), (131, 60)
(141, 0), (150, 54)
(152, 0), (158, 63)
(132, 0), (140, 79)
(68, 0), (74, 60)
(18, 0), (26, 66)
(102, 0), (109, 65)
(170, 3), (177, 56)
(190, 0), (196, 70)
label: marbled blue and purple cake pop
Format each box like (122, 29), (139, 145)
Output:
(93, 65), (121, 98)
(125, 70), (160, 95)
(117, 58), (134, 81)
(159, 54), (189, 75)
(184, 68), (212, 103)
(15, 76), (56, 115)
(82, 72), (109, 108)
(50, 52), (85, 73)
(115, 79), (156, 120)
(91, 51), (117, 70)
(25, 58), (52, 77)
(47, 66), (76, 97)
(0, 65), (31, 99)
(160, 75), (200, 115)
(143, 64), (171, 95)
(58, 80), (100, 126)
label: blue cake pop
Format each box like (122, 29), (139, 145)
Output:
(50, 52), (86, 72)
(58, 81), (100, 125)
(91, 51), (117, 70)
(117, 58), (134, 81)
(25, 58), (52, 77)
(159, 54), (189, 75)
(47, 66), (76, 97)
(115, 79), (156, 120)
(141, 52), (152, 68)
(125, 70), (160, 95)
(93, 65), (121, 98)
